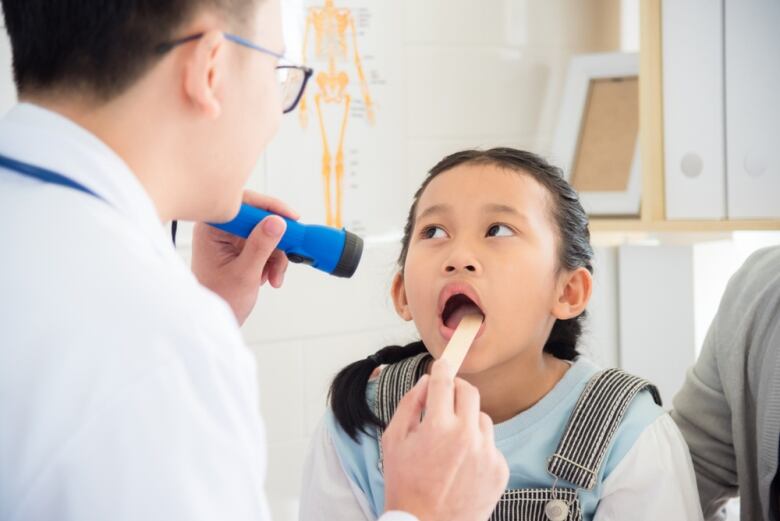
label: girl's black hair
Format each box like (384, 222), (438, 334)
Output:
(329, 148), (594, 440)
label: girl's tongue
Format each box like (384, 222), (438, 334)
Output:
(445, 302), (483, 329)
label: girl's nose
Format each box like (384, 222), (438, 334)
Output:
(445, 263), (477, 273)
(443, 247), (482, 274)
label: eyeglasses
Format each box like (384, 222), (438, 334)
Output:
(156, 33), (313, 114)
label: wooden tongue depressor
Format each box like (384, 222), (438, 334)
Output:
(439, 312), (484, 377)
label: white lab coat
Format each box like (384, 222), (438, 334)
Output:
(0, 103), (414, 521)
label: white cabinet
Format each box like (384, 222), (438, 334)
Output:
(618, 244), (696, 404)
(662, 0), (780, 220)
(724, 0), (780, 219)
(616, 239), (740, 404)
(662, 0), (725, 220)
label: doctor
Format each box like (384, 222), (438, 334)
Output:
(0, 1), (508, 520)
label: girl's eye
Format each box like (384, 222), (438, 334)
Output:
(422, 225), (448, 239)
(487, 224), (514, 237)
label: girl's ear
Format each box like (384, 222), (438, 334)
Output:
(552, 267), (593, 320)
(391, 272), (413, 321)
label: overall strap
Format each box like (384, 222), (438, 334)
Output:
(374, 352), (431, 471)
(491, 489), (581, 521)
(547, 368), (662, 490)
(374, 352), (432, 434)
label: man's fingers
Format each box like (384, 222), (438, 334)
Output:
(385, 375), (429, 441)
(264, 249), (289, 288)
(478, 412), (495, 442)
(235, 215), (286, 282)
(242, 191), (301, 221)
(424, 359), (455, 425)
(454, 378), (480, 426)
(239, 192), (295, 287)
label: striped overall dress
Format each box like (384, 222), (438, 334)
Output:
(373, 353), (662, 521)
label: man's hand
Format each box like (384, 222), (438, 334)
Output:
(191, 191), (299, 325)
(382, 359), (509, 521)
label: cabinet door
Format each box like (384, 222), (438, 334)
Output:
(662, 0), (725, 220)
(725, 0), (780, 219)
(618, 244), (696, 405)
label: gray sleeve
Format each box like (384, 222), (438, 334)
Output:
(671, 318), (738, 521)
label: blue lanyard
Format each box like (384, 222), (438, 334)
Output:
(0, 152), (179, 244)
(0, 152), (105, 202)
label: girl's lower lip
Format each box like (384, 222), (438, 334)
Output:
(439, 317), (486, 342)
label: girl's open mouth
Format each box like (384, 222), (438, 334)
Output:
(439, 290), (486, 341)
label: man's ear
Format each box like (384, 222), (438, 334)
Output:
(182, 29), (226, 119)
(391, 272), (413, 321)
(552, 267), (593, 320)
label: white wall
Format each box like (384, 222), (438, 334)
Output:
(0, 15), (17, 112)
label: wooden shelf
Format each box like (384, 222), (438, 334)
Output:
(590, 218), (780, 233)
(605, 0), (780, 234)
(639, 0), (666, 224)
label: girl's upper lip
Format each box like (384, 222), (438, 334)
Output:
(437, 281), (485, 318)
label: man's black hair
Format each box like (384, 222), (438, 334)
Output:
(1, 0), (255, 100)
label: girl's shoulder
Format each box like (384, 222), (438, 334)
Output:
(604, 386), (665, 467)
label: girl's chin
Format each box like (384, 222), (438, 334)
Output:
(453, 354), (494, 376)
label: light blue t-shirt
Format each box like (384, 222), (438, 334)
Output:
(326, 357), (664, 520)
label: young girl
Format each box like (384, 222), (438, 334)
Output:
(300, 148), (703, 520)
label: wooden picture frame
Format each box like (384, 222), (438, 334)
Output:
(552, 52), (641, 217)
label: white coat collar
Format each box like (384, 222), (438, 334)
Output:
(0, 102), (173, 256)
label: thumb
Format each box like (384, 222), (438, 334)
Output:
(385, 375), (429, 441)
(235, 215), (287, 282)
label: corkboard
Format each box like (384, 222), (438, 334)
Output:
(571, 77), (638, 192)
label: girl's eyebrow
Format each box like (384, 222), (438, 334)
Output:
(418, 203), (528, 222)
(484, 203), (528, 222)
(417, 204), (452, 220)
